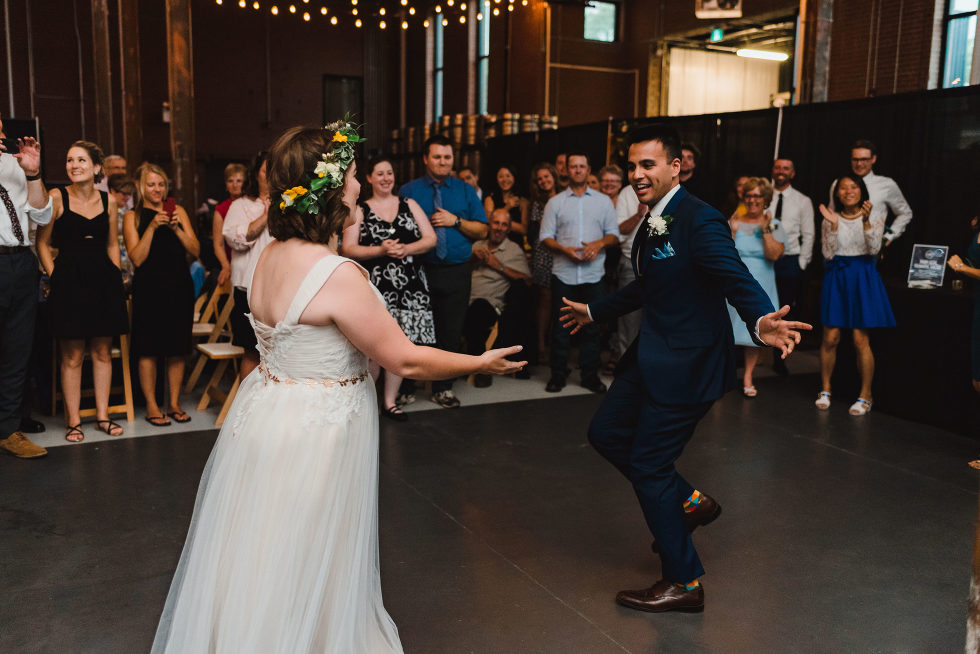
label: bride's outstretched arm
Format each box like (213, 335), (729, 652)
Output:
(312, 262), (527, 380)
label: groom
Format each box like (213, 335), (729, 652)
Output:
(561, 125), (811, 613)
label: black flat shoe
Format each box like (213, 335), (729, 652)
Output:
(382, 405), (408, 422)
(19, 417), (45, 434)
(545, 376), (566, 393)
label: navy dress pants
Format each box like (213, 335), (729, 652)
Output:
(587, 350), (714, 583)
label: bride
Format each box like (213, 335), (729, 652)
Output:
(151, 120), (525, 653)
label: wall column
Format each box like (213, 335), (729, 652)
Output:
(165, 0), (196, 209)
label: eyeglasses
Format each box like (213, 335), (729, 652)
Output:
(743, 193), (764, 199)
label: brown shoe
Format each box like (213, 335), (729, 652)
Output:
(0, 432), (48, 458)
(651, 493), (721, 553)
(616, 579), (704, 613)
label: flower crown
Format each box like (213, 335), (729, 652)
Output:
(279, 115), (366, 215)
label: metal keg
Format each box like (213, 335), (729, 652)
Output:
(520, 114), (539, 132)
(502, 112), (520, 135)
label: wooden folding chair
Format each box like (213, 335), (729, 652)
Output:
(195, 342), (244, 427)
(184, 288), (237, 392)
(191, 281), (231, 342)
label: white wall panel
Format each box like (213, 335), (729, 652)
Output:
(667, 48), (780, 116)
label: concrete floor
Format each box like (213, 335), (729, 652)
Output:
(1, 369), (974, 653)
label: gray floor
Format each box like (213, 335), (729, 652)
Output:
(1, 370), (974, 653)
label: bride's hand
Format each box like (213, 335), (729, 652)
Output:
(479, 345), (527, 375)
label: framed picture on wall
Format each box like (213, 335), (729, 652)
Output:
(695, 0), (742, 19)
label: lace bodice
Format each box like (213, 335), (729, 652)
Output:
(247, 255), (372, 382)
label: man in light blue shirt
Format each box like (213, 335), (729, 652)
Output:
(539, 152), (619, 393)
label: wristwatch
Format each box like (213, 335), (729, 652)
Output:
(454, 216), (461, 228)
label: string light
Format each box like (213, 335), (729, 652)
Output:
(459, 14), (465, 23)
(288, 4), (295, 12)
(447, 0), (454, 5)
(355, 18), (362, 26)
(252, 1), (260, 8)
(492, 6), (499, 15)
(507, 4), (513, 10)
(320, 6), (326, 14)
(434, 4), (441, 12)
(302, 11), (310, 20)
(409, 6), (415, 14)
(423, 18), (430, 27)
(460, 2), (466, 9)
(379, 6), (385, 15)
(402, 20), (408, 28)
(477, 12), (483, 19)
(441, 17), (448, 25)
(331, 14), (338, 23)
(217, 0), (529, 28)
(352, 8), (358, 14)
(271, 4), (278, 14)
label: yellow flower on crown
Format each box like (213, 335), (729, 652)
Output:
(333, 132), (348, 143)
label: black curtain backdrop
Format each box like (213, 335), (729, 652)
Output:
(482, 86), (980, 436)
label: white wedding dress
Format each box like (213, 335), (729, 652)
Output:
(152, 255), (403, 653)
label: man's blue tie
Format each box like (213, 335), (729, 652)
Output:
(433, 182), (448, 260)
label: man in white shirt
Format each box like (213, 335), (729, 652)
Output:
(611, 185), (646, 366)
(0, 116), (52, 459)
(830, 139), (912, 247)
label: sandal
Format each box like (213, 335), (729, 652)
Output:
(742, 386), (757, 398)
(65, 424), (84, 443)
(145, 414), (172, 427)
(95, 419), (124, 437)
(815, 391), (831, 410)
(381, 405), (408, 422)
(167, 410), (191, 423)
(848, 398), (872, 416)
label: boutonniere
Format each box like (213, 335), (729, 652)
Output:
(646, 214), (674, 237)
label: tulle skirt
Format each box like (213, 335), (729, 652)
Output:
(151, 371), (403, 654)
(821, 255), (896, 329)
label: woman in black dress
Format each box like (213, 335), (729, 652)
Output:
(340, 156), (436, 420)
(483, 164), (529, 247)
(123, 164), (200, 426)
(37, 140), (129, 442)
(947, 214), (980, 395)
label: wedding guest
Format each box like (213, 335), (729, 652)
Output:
(457, 165), (483, 200)
(465, 208), (532, 387)
(611, 184), (645, 372)
(222, 153), (271, 382)
(726, 175), (750, 219)
(212, 162), (246, 287)
(107, 173), (137, 289)
(770, 157), (814, 375)
(483, 164), (529, 247)
(947, 214), (980, 394)
(539, 152), (619, 393)
(598, 165), (624, 207)
(587, 173), (601, 191)
(830, 139), (913, 248)
(341, 156), (436, 420)
(124, 164), (200, 427)
(816, 172), (895, 415)
(37, 141), (129, 441)
(726, 177), (784, 397)
(0, 118), (51, 459)
(679, 141), (710, 202)
(398, 134), (488, 408)
(529, 162), (559, 360)
(95, 154), (128, 198)
(555, 152), (569, 189)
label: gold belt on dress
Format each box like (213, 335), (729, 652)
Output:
(258, 363), (368, 388)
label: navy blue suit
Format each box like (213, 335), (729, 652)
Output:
(587, 185), (774, 582)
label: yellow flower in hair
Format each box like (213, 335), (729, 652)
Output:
(333, 132), (348, 143)
(279, 201), (286, 210)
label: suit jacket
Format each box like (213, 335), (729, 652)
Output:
(590, 186), (774, 405)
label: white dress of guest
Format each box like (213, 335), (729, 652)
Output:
(151, 255), (404, 654)
(829, 171), (912, 244)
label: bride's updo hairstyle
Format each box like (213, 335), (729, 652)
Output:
(266, 125), (351, 244)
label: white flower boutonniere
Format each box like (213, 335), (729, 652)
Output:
(646, 213), (674, 237)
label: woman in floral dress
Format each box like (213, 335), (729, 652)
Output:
(341, 156), (436, 420)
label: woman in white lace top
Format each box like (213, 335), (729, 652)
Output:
(815, 173), (896, 416)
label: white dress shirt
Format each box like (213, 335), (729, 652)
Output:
(0, 153), (52, 246)
(222, 196), (273, 289)
(615, 185), (642, 257)
(829, 171), (912, 243)
(539, 187), (619, 286)
(771, 184), (815, 269)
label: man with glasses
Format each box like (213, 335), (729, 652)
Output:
(831, 139), (913, 248)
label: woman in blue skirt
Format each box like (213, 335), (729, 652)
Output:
(815, 173), (895, 415)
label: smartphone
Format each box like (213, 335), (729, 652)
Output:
(0, 137), (18, 153)
(163, 197), (177, 217)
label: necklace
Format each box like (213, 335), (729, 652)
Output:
(840, 209), (862, 219)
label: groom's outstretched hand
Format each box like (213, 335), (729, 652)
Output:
(758, 305), (812, 358)
(559, 297), (592, 335)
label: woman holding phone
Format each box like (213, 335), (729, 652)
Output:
(123, 164), (199, 426)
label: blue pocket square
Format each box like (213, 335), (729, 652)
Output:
(651, 241), (676, 260)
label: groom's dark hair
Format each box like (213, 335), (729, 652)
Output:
(626, 124), (682, 164)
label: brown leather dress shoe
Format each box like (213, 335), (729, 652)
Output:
(616, 579), (704, 613)
(0, 432), (48, 458)
(651, 493), (721, 553)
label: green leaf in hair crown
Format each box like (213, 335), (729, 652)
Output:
(279, 114), (366, 214)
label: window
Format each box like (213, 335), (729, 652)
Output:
(942, 0), (979, 88)
(584, 1), (618, 43)
(477, 11), (490, 114)
(434, 17), (445, 120)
